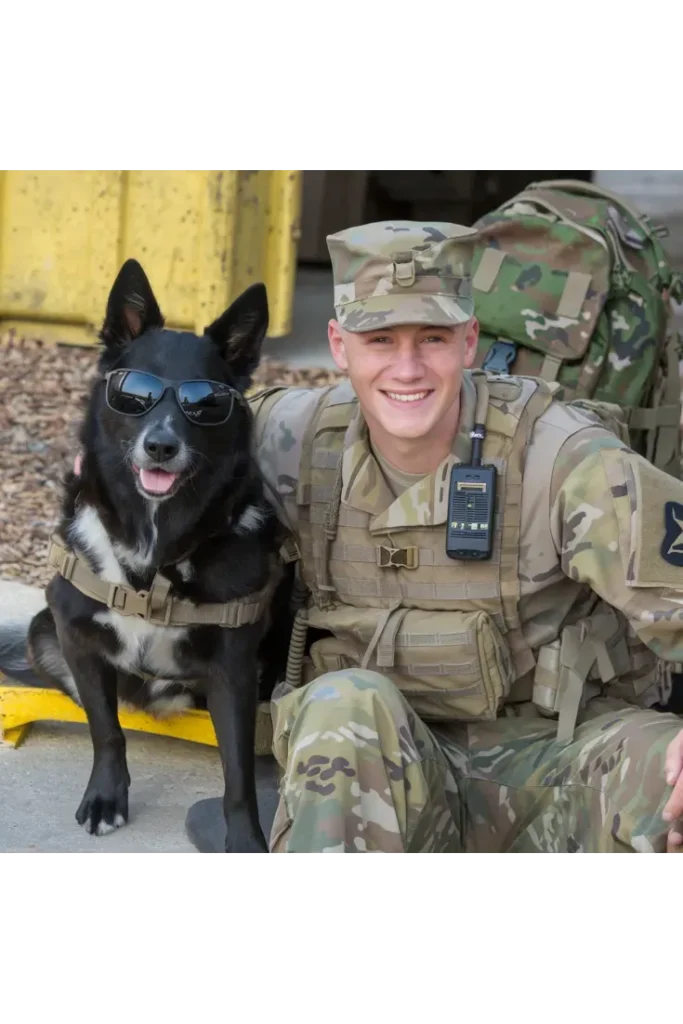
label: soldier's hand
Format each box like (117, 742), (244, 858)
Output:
(663, 730), (683, 852)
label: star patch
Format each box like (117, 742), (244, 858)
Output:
(661, 501), (683, 567)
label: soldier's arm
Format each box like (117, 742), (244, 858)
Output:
(549, 429), (683, 663)
(248, 386), (321, 535)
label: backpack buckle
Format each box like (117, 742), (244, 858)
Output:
(482, 340), (517, 375)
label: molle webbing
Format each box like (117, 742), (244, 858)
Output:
(295, 376), (558, 683)
(47, 535), (277, 629)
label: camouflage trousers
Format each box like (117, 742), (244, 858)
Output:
(268, 669), (682, 853)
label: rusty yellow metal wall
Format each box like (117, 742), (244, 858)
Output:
(0, 170), (302, 344)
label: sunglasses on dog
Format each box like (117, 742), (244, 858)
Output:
(104, 369), (239, 426)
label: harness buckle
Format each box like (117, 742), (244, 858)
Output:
(106, 583), (128, 612)
(146, 594), (174, 625)
(60, 551), (77, 581)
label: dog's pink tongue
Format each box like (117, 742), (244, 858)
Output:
(139, 468), (178, 494)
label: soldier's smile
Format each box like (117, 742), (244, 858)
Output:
(381, 389), (434, 407)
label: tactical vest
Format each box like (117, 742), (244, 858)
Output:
(254, 373), (662, 740)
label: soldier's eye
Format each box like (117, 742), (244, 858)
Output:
(368, 335), (392, 344)
(424, 335), (446, 344)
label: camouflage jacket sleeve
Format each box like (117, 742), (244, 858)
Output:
(550, 430), (683, 663)
(248, 386), (322, 533)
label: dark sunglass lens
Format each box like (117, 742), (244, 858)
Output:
(107, 371), (163, 416)
(178, 381), (235, 425)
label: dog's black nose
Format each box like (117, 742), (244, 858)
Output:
(143, 428), (180, 463)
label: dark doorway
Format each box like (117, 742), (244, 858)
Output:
(471, 166), (593, 223)
(298, 170), (594, 266)
(362, 167), (593, 226)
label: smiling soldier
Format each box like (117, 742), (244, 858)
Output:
(226, 220), (683, 853)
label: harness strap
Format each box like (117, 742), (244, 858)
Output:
(47, 535), (277, 629)
(532, 608), (624, 743)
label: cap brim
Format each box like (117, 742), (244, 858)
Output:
(336, 293), (474, 333)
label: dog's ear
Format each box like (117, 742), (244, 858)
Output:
(205, 283), (269, 388)
(100, 259), (164, 348)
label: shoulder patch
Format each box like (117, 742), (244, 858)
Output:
(662, 500), (683, 567)
(619, 456), (683, 587)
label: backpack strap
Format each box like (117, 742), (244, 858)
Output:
(627, 329), (682, 478)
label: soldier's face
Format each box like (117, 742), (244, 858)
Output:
(328, 319), (478, 443)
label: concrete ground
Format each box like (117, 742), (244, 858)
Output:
(0, 720), (279, 852)
(0, 267), (332, 854)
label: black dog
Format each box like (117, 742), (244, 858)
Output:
(27, 259), (288, 852)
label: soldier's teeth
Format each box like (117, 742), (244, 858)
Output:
(385, 391), (429, 403)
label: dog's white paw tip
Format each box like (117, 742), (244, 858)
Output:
(82, 815), (126, 836)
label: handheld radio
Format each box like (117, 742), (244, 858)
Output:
(445, 418), (496, 562)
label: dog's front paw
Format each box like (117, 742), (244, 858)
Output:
(76, 767), (129, 836)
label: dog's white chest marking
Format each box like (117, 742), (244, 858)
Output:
(72, 505), (188, 679)
(94, 610), (187, 678)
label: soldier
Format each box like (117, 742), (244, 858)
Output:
(185, 219), (678, 854)
(228, 218), (683, 854)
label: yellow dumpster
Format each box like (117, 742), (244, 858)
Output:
(0, 170), (302, 345)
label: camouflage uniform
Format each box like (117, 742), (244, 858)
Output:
(252, 221), (683, 853)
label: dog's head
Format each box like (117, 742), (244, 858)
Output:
(88, 259), (268, 502)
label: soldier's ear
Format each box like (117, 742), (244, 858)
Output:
(463, 316), (479, 369)
(328, 319), (349, 372)
(205, 283), (268, 391)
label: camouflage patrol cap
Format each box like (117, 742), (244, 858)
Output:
(327, 220), (478, 332)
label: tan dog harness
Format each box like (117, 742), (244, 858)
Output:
(47, 533), (283, 629)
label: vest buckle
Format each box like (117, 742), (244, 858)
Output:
(377, 546), (419, 570)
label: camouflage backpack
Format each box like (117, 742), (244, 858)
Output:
(471, 179), (683, 478)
